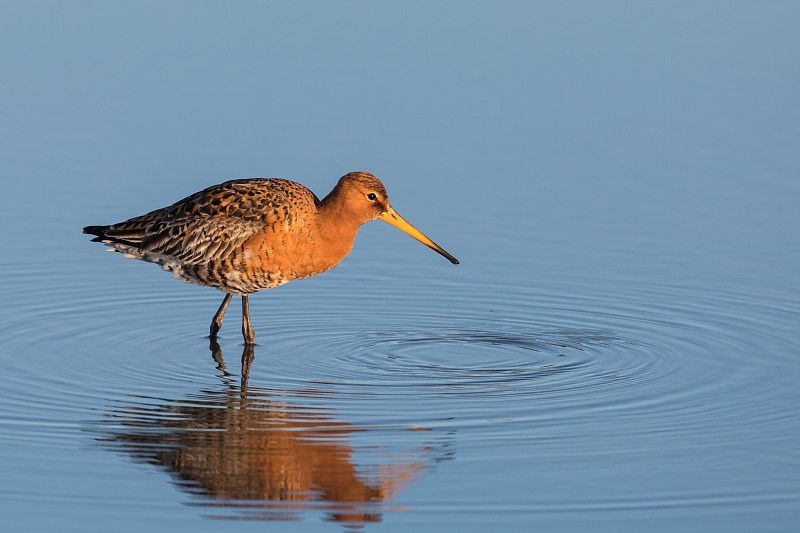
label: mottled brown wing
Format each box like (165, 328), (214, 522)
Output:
(139, 216), (264, 264)
(96, 178), (319, 264)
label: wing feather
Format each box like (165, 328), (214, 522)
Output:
(85, 178), (319, 265)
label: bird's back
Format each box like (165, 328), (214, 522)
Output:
(84, 178), (322, 294)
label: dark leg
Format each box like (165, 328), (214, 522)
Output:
(210, 293), (233, 338)
(241, 294), (255, 345)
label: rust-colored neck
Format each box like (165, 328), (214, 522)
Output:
(315, 187), (364, 266)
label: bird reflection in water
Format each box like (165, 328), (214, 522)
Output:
(92, 341), (454, 524)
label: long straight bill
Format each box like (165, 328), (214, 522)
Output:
(378, 208), (459, 264)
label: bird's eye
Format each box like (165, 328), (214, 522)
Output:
(367, 193), (378, 201)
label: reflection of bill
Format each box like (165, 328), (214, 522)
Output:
(92, 341), (454, 524)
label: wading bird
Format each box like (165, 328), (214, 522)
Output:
(84, 172), (458, 344)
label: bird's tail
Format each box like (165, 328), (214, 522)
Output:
(83, 225), (109, 240)
(83, 224), (141, 247)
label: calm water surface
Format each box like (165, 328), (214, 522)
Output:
(1, 2), (799, 532)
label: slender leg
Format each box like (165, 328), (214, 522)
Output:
(210, 293), (233, 338)
(241, 294), (255, 345)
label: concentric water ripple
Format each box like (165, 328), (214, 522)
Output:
(2, 260), (799, 524)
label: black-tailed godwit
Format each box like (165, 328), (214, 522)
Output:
(83, 172), (458, 344)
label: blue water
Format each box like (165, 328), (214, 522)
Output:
(1, 2), (799, 531)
